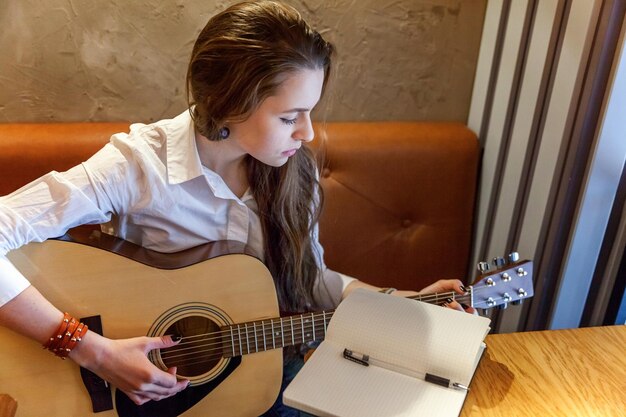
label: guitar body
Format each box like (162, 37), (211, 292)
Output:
(1, 237), (282, 417)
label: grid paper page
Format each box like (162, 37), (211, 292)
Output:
(283, 340), (470, 417)
(283, 289), (491, 417)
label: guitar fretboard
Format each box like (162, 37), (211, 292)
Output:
(220, 291), (458, 357)
(222, 311), (334, 357)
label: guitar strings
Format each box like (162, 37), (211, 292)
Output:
(157, 291), (518, 370)
(162, 290), (467, 351)
(159, 317), (334, 359)
(163, 287), (491, 345)
(160, 287), (499, 356)
(159, 323), (327, 367)
(169, 289), (466, 343)
(157, 288), (518, 367)
(160, 320), (348, 368)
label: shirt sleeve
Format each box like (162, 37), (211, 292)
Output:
(0, 144), (130, 307)
(0, 256), (30, 306)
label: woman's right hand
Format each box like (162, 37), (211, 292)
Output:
(0, 286), (189, 405)
(70, 332), (190, 405)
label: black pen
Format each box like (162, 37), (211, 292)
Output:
(342, 348), (469, 391)
(425, 373), (469, 391)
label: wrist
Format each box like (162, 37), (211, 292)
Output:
(68, 330), (105, 369)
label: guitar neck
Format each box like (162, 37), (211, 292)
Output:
(221, 291), (458, 357)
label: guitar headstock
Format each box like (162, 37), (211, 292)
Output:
(470, 253), (534, 310)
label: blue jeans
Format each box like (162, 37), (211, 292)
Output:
(259, 347), (317, 417)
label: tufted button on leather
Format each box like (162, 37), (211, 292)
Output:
(322, 168), (331, 178)
(402, 219), (412, 228)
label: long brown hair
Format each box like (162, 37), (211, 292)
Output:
(186, 1), (334, 312)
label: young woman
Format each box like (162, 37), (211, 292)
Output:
(0, 1), (472, 415)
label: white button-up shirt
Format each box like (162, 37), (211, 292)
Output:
(0, 110), (352, 309)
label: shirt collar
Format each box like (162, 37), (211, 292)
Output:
(162, 109), (253, 204)
(164, 109), (204, 185)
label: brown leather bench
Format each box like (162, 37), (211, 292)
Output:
(0, 121), (478, 291)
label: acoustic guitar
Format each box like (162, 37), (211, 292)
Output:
(0, 229), (533, 417)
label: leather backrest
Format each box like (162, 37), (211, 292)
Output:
(315, 123), (479, 290)
(0, 123), (127, 196)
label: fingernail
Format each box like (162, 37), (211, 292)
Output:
(171, 334), (182, 342)
(461, 303), (470, 309)
(460, 285), (468, 292)
(446, 298), (453, 303)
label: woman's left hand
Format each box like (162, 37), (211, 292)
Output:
(394, 279), (477, 315)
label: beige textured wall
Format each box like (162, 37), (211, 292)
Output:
(0, 0), (486, 123)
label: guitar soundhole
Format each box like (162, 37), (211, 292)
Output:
(161, 316), (222, 378)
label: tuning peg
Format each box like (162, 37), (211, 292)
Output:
(508, 252), (520, 263)
(477, 262), (490, 273)
(493, 257), (505, 268)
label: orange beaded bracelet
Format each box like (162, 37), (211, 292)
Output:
(43, 313), (89, 359)
(43, 312), (72, 351)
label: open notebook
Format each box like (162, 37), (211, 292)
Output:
(283, 289), (491, 417)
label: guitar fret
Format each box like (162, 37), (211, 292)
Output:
(280, 318), (285, 347)
(290, 316), (295, 346)
(230, 326), (235, 357)
(245, 323), (250, 354)
(271, 320), (276, 349)
(237, 325), (242, 356)
(253, 322), (258, 353)
(262, 320), (267, 351)
(301, 315), (305, 343)
(322, 311), (327, 337)
(312, 312), (316, 341)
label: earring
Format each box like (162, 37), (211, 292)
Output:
(218, 127), (230, 140)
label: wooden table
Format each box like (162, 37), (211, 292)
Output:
(461, 325), (626, 416)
